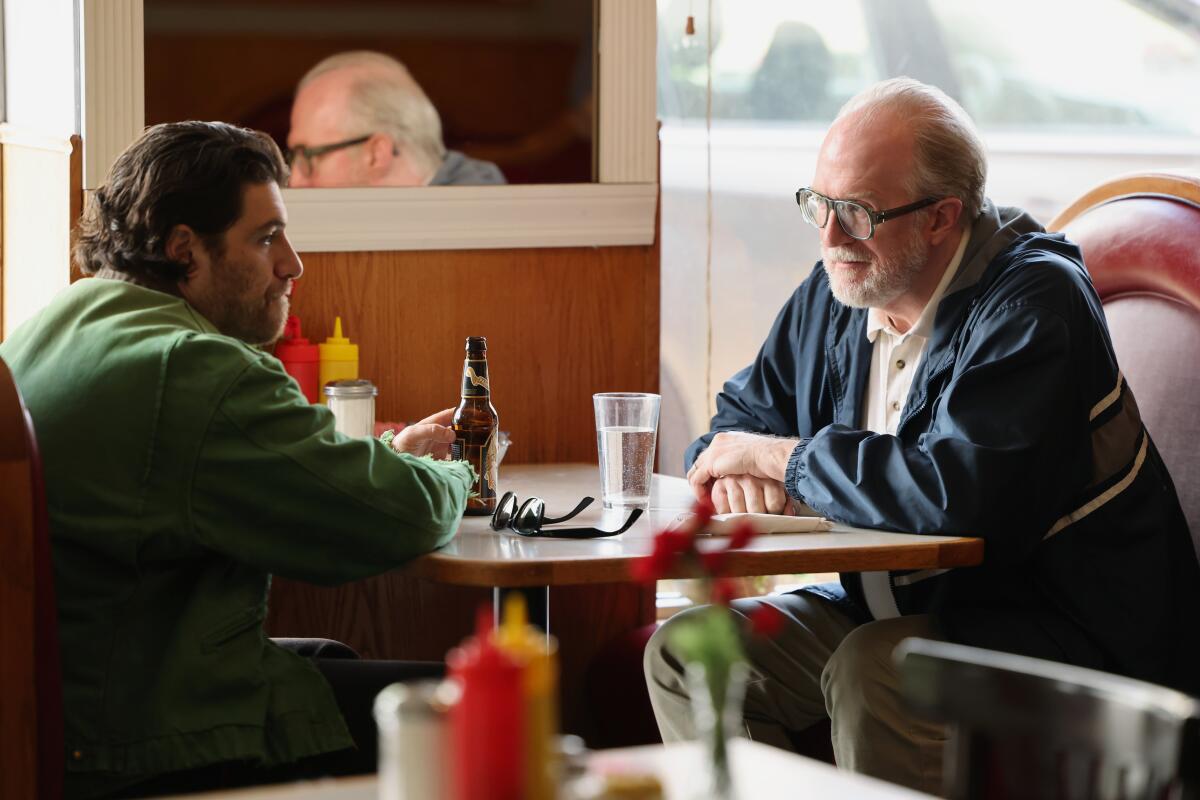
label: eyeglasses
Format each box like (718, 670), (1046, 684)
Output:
(490, 491), (643, 538)
(285, 135), (372, 179)
(795, 187), (941, 241)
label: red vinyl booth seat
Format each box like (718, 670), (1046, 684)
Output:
(1049, 171), (1200, 552)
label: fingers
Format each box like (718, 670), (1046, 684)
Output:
(726, 481), (747, 513)
(711, 477), (732, 514)
(738, 476), (765, 513)
(763, 479), (790, 514)
(713, 476), (790, 515)
(392, 423), (456, 457)
(688, 458), (714, 495)
(426, 438), (455, 461)
(417, 408), (456, 427)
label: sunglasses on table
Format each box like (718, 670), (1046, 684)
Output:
(490, 491), (643, 538)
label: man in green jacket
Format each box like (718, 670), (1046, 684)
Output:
(0, 121), (473, 798)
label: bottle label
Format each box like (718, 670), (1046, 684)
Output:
(482, 428), (498, 498)
(461, 361), (490, 398)
(453, 426), (498, 512)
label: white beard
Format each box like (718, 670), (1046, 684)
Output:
(822, 225), (930, 309)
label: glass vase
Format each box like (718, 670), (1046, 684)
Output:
(684, 659), (748, 800)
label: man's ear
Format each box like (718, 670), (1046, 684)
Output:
(165, 225), (201, 281)
(364, 133), (398, 180)
(928, 197), (964, 246)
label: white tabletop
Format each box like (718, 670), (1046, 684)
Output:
(401, 463), (983, 586)
(155, 740), (935, 799)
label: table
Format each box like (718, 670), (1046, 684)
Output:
(155, 740), (936, 799)
(405, 463), (984, 585)
(267, 463), (983, 739)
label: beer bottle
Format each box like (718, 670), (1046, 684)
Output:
(452, 336), (499, 515)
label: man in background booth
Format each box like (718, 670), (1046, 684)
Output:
(0, 121), (470, 798)
(644, 77), (1200, 794)
(286, 50), (506, 188)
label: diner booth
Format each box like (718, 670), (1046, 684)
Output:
(2, 1), (1200, 798)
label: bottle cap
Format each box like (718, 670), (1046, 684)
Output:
(496, 593), (557, 693)
(275, 315), (319, 363)
(319, 316), (359, 361)
(323, 378), (378, 399)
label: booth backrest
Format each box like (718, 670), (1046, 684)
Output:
(0, 357), (63, 799)
(1049, 172), (1200, 554)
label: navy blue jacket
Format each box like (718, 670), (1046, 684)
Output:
(687, 202), (1200, 693)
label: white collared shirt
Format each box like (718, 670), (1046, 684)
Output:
(859, 230), (969, 620)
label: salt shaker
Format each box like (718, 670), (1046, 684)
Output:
(324, 379), (377, 438)
(374, 680), (458, 800)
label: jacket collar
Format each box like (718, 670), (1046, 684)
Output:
(824, 200), (1044, 428)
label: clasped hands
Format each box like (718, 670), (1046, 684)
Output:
(687, 431), (801, 515)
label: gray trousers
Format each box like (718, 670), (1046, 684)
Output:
(644, 590), (947, 795)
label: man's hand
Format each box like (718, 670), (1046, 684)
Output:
(389, 408), (457, 459)
(709, 475), (793, 514)
(687, 431), (799, 500)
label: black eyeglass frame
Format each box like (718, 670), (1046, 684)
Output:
(489, 491), (642, 539)
(795, 187), (942, 241)
(285, 135), (372, 177)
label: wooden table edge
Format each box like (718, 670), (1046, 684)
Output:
(401, 535), (985, 587)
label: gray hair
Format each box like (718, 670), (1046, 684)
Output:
(298, 51), (446, 181)
(835, 77), (987, 223)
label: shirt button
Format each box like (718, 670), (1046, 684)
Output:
(891, 401), (901, 411)
(895, 359), (906, 369)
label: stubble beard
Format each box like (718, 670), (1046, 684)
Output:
(204, 257), (290, 346)
(822, 224), (930, 309)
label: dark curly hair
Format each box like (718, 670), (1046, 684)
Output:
(75, 121), (288, 282)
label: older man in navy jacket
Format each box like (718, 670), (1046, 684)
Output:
(645, 77), (1200, 794)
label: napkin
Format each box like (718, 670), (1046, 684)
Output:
(670, 511), (833, 535)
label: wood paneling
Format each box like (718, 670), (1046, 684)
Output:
(287, 244), (660, 464)
(69, 135), (84, 283)
(269, 240), (659, 737)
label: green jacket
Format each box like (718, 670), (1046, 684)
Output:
(0, 278), (472, 797)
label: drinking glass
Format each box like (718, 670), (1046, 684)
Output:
(593, 392), (661, 508)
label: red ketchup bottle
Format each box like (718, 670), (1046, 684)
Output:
(447, 607), (525, 800)
(275, 315), (320, 403)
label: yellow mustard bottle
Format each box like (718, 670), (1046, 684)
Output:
(495, 593), (558, 800)
(318, 316), (358, 404)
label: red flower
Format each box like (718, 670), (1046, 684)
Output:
(727, 520), (756, 550)
(660, 528), (696, 555)
(692, 494), (716, 528)
(749, 603), (786, 637)
(699, 548), (728, 575)
(629, 554), (665, 582)
(712, 577), (738, 606)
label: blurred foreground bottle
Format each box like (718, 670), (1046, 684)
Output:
(452, 336), (500, 514)
(496, 593), (559, 800)
(447, 607), (524, 800)
(318, 316), (358, 404)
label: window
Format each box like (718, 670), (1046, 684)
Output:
(654, 0), (1200, 603)
(930, 0), (1200, 134)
